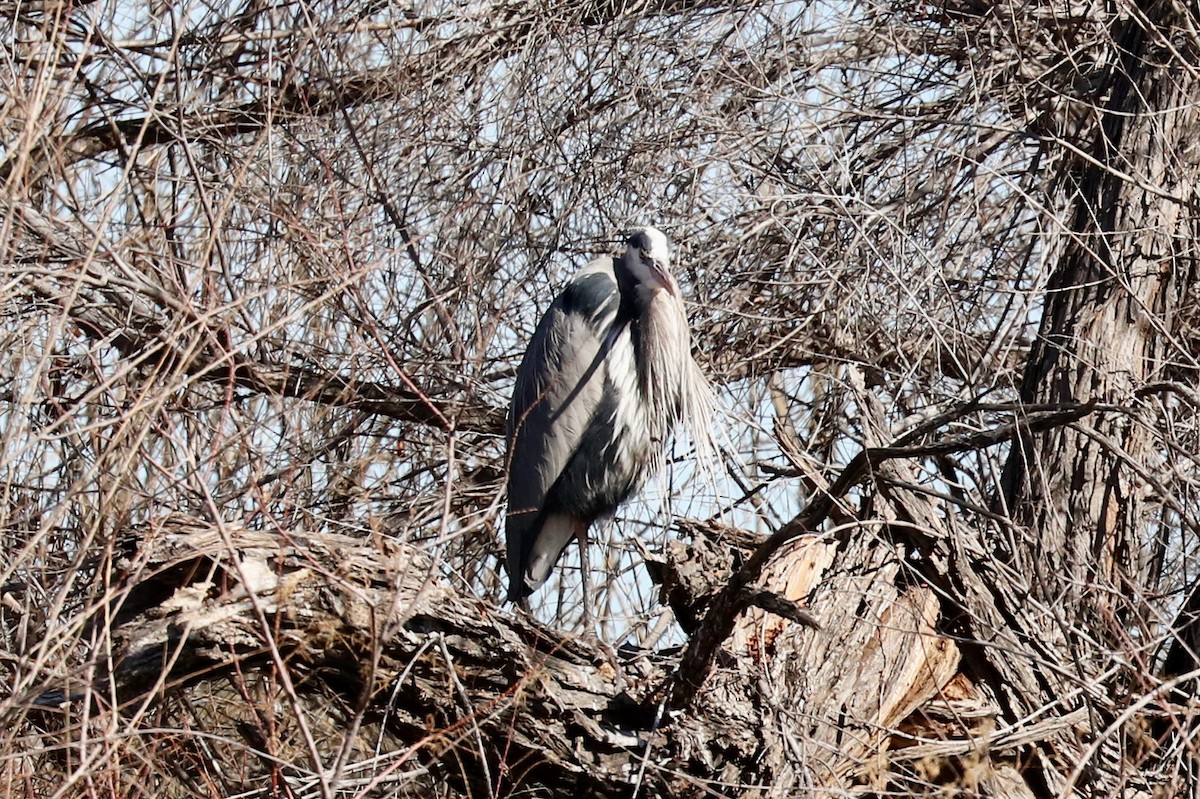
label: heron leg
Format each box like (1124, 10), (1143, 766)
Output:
(575, 520), (596, 639)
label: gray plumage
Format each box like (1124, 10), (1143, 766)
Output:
(505, 227), (709, 603)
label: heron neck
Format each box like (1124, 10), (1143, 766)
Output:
(634, 290), (689, 443)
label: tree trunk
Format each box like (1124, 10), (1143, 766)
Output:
(984, 0), (1200, 790)
(998, 0), (1198, 613)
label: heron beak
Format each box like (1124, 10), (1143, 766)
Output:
(645, 256), (678, 296)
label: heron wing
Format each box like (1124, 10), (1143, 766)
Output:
(505, 257), (621, 599)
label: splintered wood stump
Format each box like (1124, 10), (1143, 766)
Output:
(658, 519), (1028, 797)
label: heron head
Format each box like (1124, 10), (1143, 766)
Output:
(622, 226), (677, 296)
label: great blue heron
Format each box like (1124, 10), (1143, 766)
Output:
(505, 226), (711, 608)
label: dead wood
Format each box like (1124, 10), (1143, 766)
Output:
(18, 502), (1041, 797)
